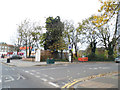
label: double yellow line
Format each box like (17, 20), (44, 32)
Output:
(62, 71), (119, 88)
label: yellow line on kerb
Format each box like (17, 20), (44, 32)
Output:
(61, 83), (71, 88)
(61, 71), (119, 88)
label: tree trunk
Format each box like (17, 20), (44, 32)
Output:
(29, 46), (31, 57)
(26, 40), (27, 58)
(17, 39), (20, 54)
(17, 49), (19, 54)
(92, 41), (97, 54)
(61, 50), (63, 59)
(90, 42), (93, 54)
(108, 49), (114, 60)
(108, 42), (114, 60)
(53, 51), (58, 59)
(90, 41), (97, 54)
(29, 39), (31, 57)
(74, 43), (77, 57)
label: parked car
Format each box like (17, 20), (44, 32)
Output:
(115, 56), (120, 63)
(9, 55), (22, 60)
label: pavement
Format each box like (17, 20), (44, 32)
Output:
(76, 73), (119, 88)
(0, 58), (70, 67)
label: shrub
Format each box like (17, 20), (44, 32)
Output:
(88, 53), (114, 61)
(88, 53), (97, 61)
(54, 59), (69, 62)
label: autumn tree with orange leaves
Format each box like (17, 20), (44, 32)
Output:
(93, 0), (120, 59)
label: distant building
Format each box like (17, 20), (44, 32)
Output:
(0, 42), (15, 52)
(0, 42), (15, 56)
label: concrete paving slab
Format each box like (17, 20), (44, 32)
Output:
(76, 74), (118, 88)
(79, 81), (115, 88)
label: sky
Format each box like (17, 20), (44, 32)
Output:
(0, 0), (101, 49)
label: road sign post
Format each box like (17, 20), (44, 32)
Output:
(68, 44), (72, 63)
(69, 53), (71, 63)
(35, 49), (41, 62)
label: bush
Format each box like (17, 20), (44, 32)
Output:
(88, 53), (114, 61)
(27, 56), (35, 58)
(88, 53), (97, 61)
(73, 56), (79, 62)
(54, 59), (69, 62)
(40, 56), (47, 62)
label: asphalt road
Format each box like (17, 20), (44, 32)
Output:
(0, 62), (2, 90)
(0, 59), (119, 89)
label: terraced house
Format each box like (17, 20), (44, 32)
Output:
(0, 42), (15, 56)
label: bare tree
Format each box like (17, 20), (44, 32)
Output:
(17, 19), (42, 57)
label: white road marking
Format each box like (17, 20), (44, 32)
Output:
(50, 68), (56, 70)
(67, 70), (70, 72)
(89, 68), (92, 69)
(44, 75), (48, 77)
(5, 77), (8, 80)
(20, 75), (26, 79)
(35, 75), (41, 78)
(30, 73), (34, 75)
(17, 74), (25, 80)
(102, 67), (110, 69)
(0, 79), (1, 82)
(49, 77), (54, 80)
(93, 68), (98, 69)
(89, 68), (98, 70)
(36, 72), (40, 74)
(31, 70), (36, 72)
(48, 82), (59, 87)
(25, 71), (29, 73)
(40, 69), (46, 70)
(67, 76), (69, 78)
(5, 76), (14, 82)
(40, 67), (66, 71)
(89, 67), (110, 70)
(9, 76), (14, 81)
(41, 78), (47, 82)
(84, 71), (86, 72)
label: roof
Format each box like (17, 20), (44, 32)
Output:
(20, 46), (32, 50)
(0, 43), (14, 47)
(7, 44), (14, 47)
